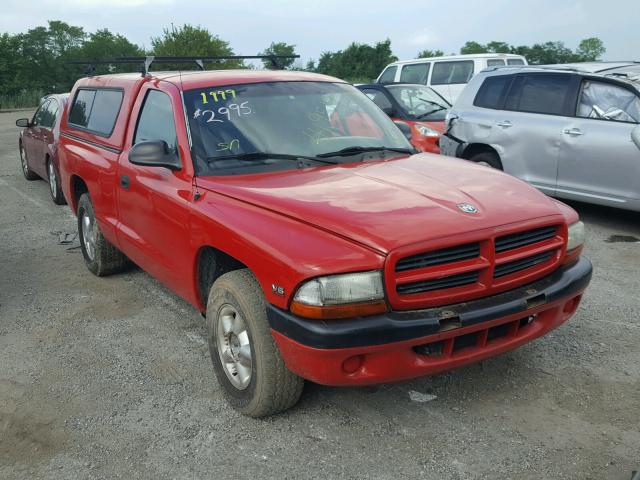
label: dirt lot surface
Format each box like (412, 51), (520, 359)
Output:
(1, 109), (639, 479)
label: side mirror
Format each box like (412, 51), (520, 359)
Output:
(632, 125), (640, 150)
(394, 121), (412, 141)
(15, 118), (31, 128)
(129, 140), (181, 171)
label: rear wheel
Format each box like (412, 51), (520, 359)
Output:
(469, 151), (503, 170)
(47, 159), (66, 205)
(77, 193), (128, 276)
(206, 269), (304, 417)
(19, 144), (38, 180)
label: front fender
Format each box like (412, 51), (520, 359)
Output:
(189, 189), (386, 310)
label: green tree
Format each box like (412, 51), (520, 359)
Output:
(150, 24), (241, 69)
(16, 21), (86, 93)
(79, 28), (144, 75)
(460, 41), (487, 54)
(575, 37), (605, 61)
(315, 39), (397, 82)
(485, 41), (511, 53)
(417, 49), (444, 58)
(259, 41), (297, 69)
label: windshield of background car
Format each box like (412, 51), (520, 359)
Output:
(184, 81), (411, 176)
(387, 85), (451, 120)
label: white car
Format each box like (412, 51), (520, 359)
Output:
(376, 53), (528, 104)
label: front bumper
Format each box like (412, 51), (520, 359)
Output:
(267, 257), (592, 386)
(439, 132), (466, 158)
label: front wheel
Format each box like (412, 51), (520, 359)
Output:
(47, 159), (66, 205)
(206, 269), (304, 417)
(19, 143), (38, 181)
(77, 193), (128, 276)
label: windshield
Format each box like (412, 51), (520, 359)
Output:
(387, 85), (451, 120)
(184, 81), (411, 176)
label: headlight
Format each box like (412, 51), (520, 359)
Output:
(567, 221), (585, 251)
(415, 124), (440, 137)
(291, 271), (387, 319)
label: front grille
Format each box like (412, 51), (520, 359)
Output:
(395, 242), (480, 272)
(495, 226), (557, 253)
(391, 223), (563, 308)
(396, 271), (479, 295)
(494, 251), (555, 278)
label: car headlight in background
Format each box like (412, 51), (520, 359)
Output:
(567, 221), (585, 251)
(415, 124), (440, 137)
(291, 271), (388, 319)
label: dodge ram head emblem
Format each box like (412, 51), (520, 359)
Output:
(457, 203), (478, 214)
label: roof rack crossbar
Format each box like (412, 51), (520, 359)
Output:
(68, 55), (300, 76)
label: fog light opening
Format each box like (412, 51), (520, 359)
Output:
(563, 295), (582, 314)
(342, 355), (364, 374)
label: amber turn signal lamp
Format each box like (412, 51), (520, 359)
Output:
(290, 299), (388, 320)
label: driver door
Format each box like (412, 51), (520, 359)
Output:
(116, 84), (196, 299)
(557, 78), (640, 203)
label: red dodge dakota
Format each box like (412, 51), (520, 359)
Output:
(58, 68), (592, 417)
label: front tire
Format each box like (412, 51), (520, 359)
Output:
(19, 143), (38, 181)
(47, 159), (66, 205)
(206, 269), (304, 417)
(77, 193), (128, 276)
(469, 151), (503, 170)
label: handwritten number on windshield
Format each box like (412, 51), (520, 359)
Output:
(194, 102), (252, 123)
(200, 89), (237, 105)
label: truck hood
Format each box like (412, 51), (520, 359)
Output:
(195, 154), (563, 254)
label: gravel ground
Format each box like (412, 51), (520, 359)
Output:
(0, 109), (639, 480)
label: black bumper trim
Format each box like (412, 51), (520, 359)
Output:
(267, 257), (592, 349)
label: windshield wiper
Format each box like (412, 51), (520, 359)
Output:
(207, 152), (339, 165)
(416, 106), (447, 119)
(316, 146), (413, 158)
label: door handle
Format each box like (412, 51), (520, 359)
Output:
(120, 175), (130, 189)
(497, 121), (512, 128)
(563, 128), (583, 136)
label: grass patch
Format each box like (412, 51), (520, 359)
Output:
(0, 90), (43, 110)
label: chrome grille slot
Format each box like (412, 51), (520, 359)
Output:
(495, 226), (557, 253)
(396, 271), (479, 295)
(494, 251), (554, 278)
(395, 242), (480, 272)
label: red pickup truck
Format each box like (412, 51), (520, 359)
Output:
(58, 68), (592, 417)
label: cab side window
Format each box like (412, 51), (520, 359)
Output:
(577, 80), (640, 123)
(40, 100), (59, 128)
(504, 73), (572, 116)
(378, 66), (397, 84)
(431, 61), (474, 85)
(399, 63), (430, 84)
(33, 100), (50, 126)
(361, 89), (393, 113)
(134, 90), (178, 152)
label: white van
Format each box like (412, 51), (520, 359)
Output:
(376, 53), (528, 103)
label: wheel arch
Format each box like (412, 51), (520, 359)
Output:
(195, 245), (248, 312)
(70, 175), (89, 214)
(461, 143), (500, 161)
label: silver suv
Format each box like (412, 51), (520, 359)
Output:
(440, 66), (640, 212)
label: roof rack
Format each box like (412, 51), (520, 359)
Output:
(68, 55), (300, 76)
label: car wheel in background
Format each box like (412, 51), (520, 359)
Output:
(19, 143), (38, 181)
(77, 193), (129, 276)
(469, 151), (503, 170)
(47, 159), (66, 205)
(206, 269), (304, 417)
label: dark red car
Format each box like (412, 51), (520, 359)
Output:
(16, 94), (69, 204)
(357, 83), (450, 153)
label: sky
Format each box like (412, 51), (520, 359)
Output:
(1, 0), (638, 65)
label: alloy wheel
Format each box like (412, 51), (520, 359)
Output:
(216, 304), (252, 390)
